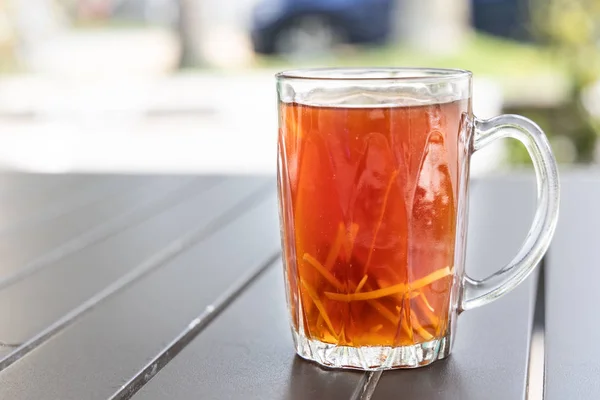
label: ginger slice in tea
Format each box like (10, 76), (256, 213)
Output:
(359, 284), (414, 339)
(369, 300), (399, 325)
(325, 222), (360, 269)
(303, 253), (344, 291)
(363, 169), (399, 275)
(411, 266), (453, 289)
(305, 222), (360, 291)
(355, 274), (369, 293)
(300, 278), (337, 340)
(338, 322), (348, 345)
(361, 281), (404, 329)
(327, 282), (405, 302)
(395, 303), (415, 341)
(415, 292), (440, 328)
(324, 223), (346, 270)
(411, 314), (434, 341)
(362, 281), (406, 332)
(419, 291), (435, 312)
(396, 287), (441, 338)
(324, 266), (452, 302)
(408, 269), (449, 333)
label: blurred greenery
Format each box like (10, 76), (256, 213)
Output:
(532, 0), (600, 88)
(256, 33), (565, 79)
(524, 0), (600, 163)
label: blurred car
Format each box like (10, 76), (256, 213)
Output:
(472, 0), (532, 41)
(250, 0), (532, 57)
(250, 0), (394, 56)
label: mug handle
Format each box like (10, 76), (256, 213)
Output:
(460, 115), (560, 312)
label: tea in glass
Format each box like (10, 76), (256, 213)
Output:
(276, 68), (559, 370)
(279, 98), (467, 346)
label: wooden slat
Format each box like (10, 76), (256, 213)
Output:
(545, 173), (600, 400)
(0, 183), (279, 399)
(0, 173), (82, 195)
(0, 175), (148, 234)
(0, 176), (268, 345)
(0, 175), (99, 227)
(133, 264), (366, 400)
(0, 175), (203, 288)
(0, 174), (192, 232)
(371, 177), (538, 400)
(0, 175), (192, 279)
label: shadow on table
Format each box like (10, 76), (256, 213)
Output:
(373, 356), (475, 399)
(287, 355), (473, 399)
(285, 357), (363, 399)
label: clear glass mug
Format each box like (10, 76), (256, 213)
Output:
(276, 68), (559, 370)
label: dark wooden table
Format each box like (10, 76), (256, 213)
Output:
(0, 171), (593, 399)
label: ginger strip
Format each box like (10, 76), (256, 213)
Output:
(316, 313), (323, 328)
(303, 253), (345, 291)
(419, 292), (435, 312)
(339, 323), (347, 345)
(369, 300), (399, 325)
(324, 266), (452, 302)
(395, 303), (414, 341)
(409, 265), (453, 290)
(355, 274), (369, 293)
(325, 222), (360, 268)
(363, 170), (399, 275)
(300, 278), (337, 339)
(328, 283), (405, 302)
(324, 223), (346, 270)
(411, 314), (434, 341)
(415, 292), (440, 328)
(361, 281), (408, 334)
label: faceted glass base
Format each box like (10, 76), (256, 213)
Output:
(292, 330), (451, 370)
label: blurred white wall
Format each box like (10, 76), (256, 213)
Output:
(0, 72), (506, 176)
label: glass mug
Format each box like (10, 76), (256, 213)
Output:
(276, 68), (559, 370)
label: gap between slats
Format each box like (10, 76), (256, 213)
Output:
(526, 259), (546, 400)
(108, 253), (281, 400)
(0, 180), (273, 371)
(0, 176), (145, 236)
(351, 371), (382, 400)
(0, 176), (93, 226)
(0, 177), (212, 291)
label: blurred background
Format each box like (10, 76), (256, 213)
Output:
(0, 0), (598, 175)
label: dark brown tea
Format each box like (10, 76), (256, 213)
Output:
(278, 99), (468, 347)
